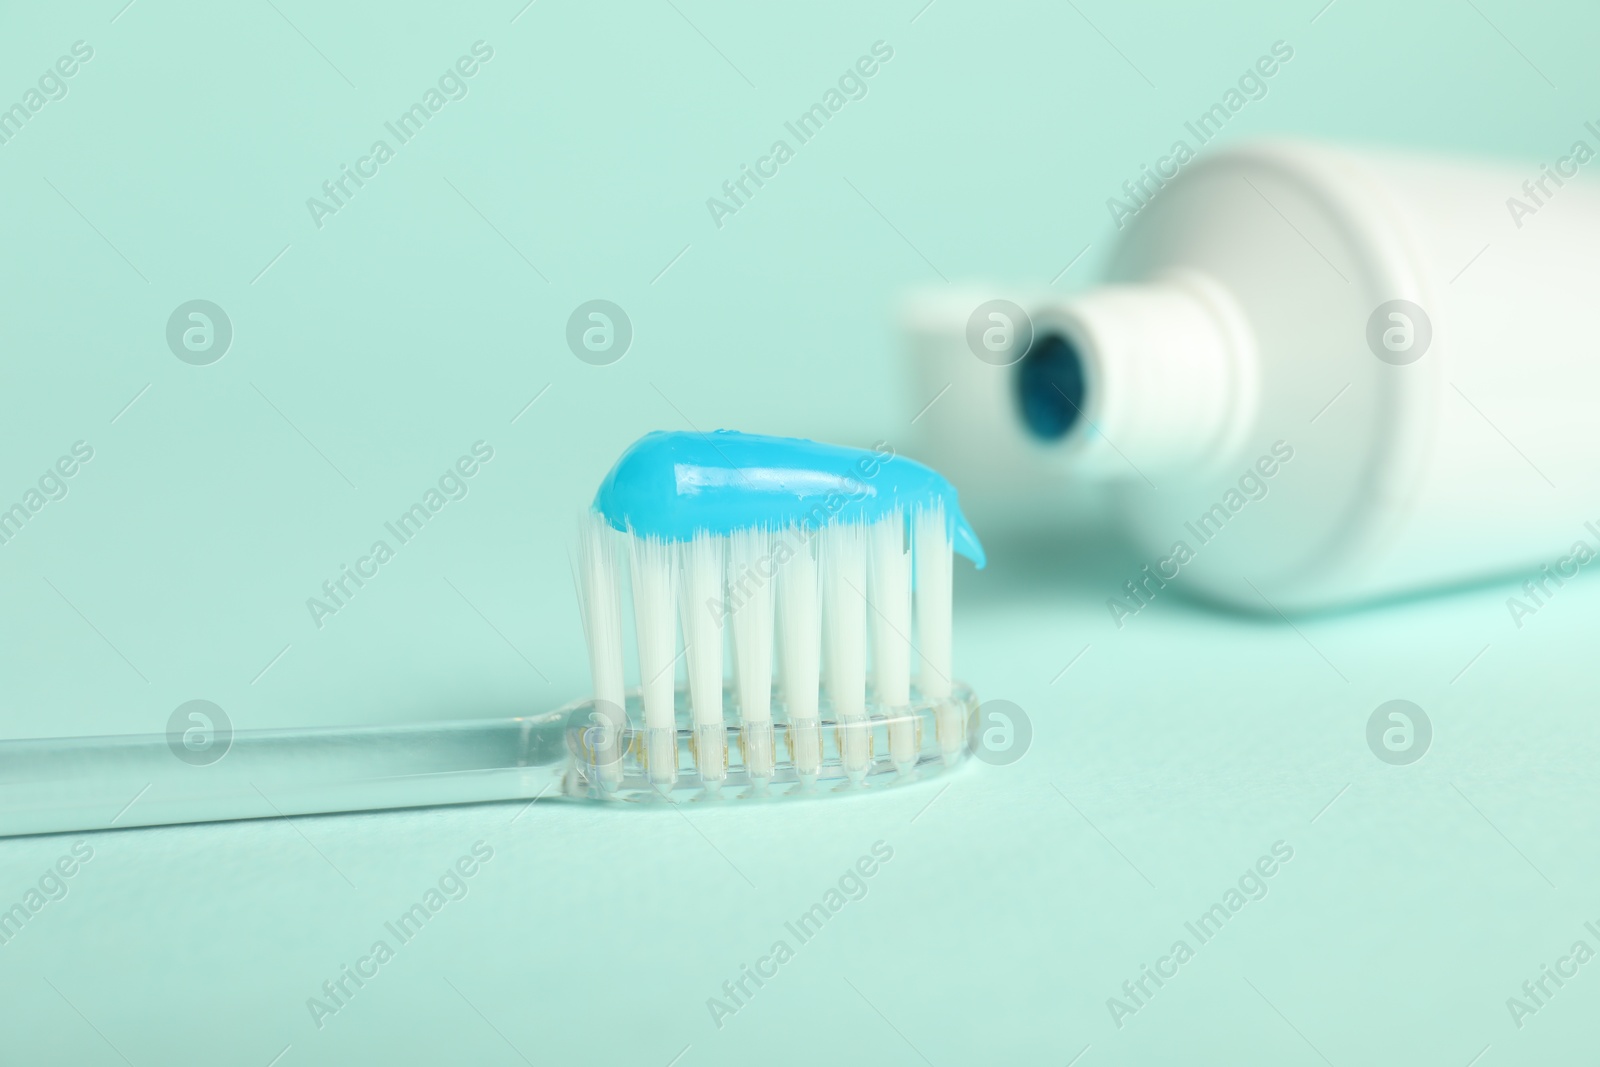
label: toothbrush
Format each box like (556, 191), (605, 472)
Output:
(571, 429), (986, 800)
(0, 431), (983, 836)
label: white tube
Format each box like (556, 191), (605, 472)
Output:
(905, 140), (1600, 610)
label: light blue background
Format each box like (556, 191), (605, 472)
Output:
(1, 0), (1596, 1062)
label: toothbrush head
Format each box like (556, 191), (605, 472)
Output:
(564, 430), (985, 802)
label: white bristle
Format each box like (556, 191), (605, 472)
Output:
(729, 527), (775, 782)
(571, 490), (963, 792)
(678, 532), (725, 724)
(868, 510), (915, 772)
(821, 521), (870, 782)
(913, 504), (959, 764)
(574, 514), (627, 792)
(820, 522), (868, 713)
(776, 524), (822, 781)
(574, 514), (626, 710)
(868, 511), (912, 705)
(679, 531), (727, 786)
(628, 531), (679, 786)
(912, 504), (954, 699)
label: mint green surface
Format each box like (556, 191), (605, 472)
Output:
(2, 0), (1596, 1063)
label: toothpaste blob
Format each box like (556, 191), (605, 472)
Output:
(592, 430), (985, 568)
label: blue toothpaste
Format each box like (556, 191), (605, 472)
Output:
(593, 430), (985, 568)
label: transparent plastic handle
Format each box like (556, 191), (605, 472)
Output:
(0, 681), (981, 836)
(0, 713), (570, 838)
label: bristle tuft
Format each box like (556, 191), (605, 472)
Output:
(869, 510), (915, 771)
(913, 504), (954, 702)
(821, 520), (870, 780)
(729, 527), (775, 722)
(628, 531), (679, 729)
(729, 527), (776, 780)
(868, 510), (912, 707)
(776, 523), (822, 779)
(679, 531), (728, 785)
(820, 521), (867, 717)
(570, 493), (963, 787)
(575, 513), (626, 709)
(678, 531), (725, 727)
(914, 503), (961, 765)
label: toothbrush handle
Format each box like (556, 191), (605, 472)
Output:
(0, 712), (571, 838)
